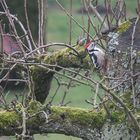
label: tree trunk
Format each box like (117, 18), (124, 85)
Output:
(106, 17), (140, 108)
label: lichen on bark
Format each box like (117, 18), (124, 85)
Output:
(106, 18), (140, 108)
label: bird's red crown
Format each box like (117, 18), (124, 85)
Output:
(84, 41), (92, 49)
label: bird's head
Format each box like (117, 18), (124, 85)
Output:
(77, 37), (87, 46)
(77, 37), (95, 49)
(84, 41), (97, 52)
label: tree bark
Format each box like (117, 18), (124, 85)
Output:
(106, 17), (140, 108)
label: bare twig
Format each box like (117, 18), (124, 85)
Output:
(100, 84), (140, 132)
(1, 0), (26, 54)
(24, 0), (38, 51)
(26, 43), (80, 57)
(38, 0), (44, 49)
(83, 0), (106, 49)
(38, 0), (41, 46)
(0, 79), (28, 82)
(60, 68), (81, 105)
(89, 0), (108, 29)
(130, 16), (139, 108)
(0, 12), (32, 52)
(69, 0), (72, 45)
(56, 0), (94, 40)
(21, 106), (27, 138)
(137, 0), (140, 17)
(0, 63), (17, 83)
(48, 76), (61, 105)
(93, 83), (99, 107)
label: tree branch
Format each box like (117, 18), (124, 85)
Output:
(0, 105), (137, 139)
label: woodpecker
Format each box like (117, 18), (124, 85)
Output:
(77, 38), (106, 71)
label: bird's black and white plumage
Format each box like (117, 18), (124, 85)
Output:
(84, 41), (105, 70)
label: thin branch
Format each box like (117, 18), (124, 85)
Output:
(0, 63), (17, 83)
(56, 0), (94, 40)
(24, 0), (38, 51)
(100, 84), (140, 132)
(0, 79), (28, 82)
(104, 0), (111, 30)
(48, 76), (61, 105)
(83, 0), (106, 49)
(38, 0), (44, 48)
(130, 16), (139, 108)
(26, 43), (80, 57)
(89, 0), (108, 29)
(93, 83), (99, 107)
(0, 12), (32, 52)
(38, 0), (41, 46)
(21, 106), (26, 138)
(60, 68), (81, 105)
(69, 0), (72, 45)
(40, 0), (44, 46)
(1, 0), (26, 54)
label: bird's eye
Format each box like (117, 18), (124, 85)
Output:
(91, 43), (95, 47)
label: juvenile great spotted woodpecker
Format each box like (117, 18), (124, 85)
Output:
(77, 38), (106, 71)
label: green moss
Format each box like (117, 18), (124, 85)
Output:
(27, 113), (45, 128)
(26, 103), (46, 128)
(122, 92), (133, 109)
(107, 101), (125, 123)
(0, 111), (20, 129)
(0, 101), (43, 130)
(137, 136), (140, 140)
(43, 46), (89, 68)
(30, 66), (54, 103)
(27, 100), (43, 114)
(117, 21), (132, 33)
(51, 106), (106, 129)
(15, 103), (23, 112)
(111, 110), (125, 123)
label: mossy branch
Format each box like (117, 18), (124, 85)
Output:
(42, 45), (89, 68)
(0, 103), (138, 139)
(30, 45), (90, 103)
(0, 105), (106, 139)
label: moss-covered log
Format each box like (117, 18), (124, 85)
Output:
(0, 104), (137, 140)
